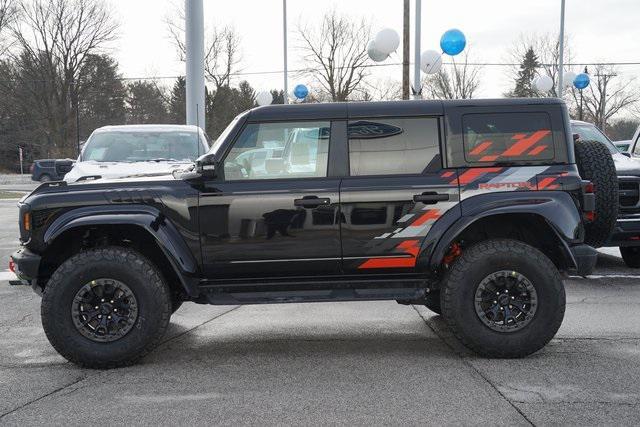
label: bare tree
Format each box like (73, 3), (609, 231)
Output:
(361, 77), (402, 101)
(10, 0), (117, 156)
(298, 10), (371, 102)
(422, 50), (482, 99)
(0, 0), (19, 54)
(570, 65), (639, 132)
(506, 33), (573, 98)
(167, 6), (241, 90)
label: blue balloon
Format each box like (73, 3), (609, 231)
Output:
(440, 29), (466, 56)
(574, 73), (590, 90)
(293, 84), (309, 99)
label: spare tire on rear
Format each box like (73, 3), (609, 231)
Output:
(574, 140), (618, 248)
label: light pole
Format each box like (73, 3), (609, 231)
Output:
(557, 0), (566, 97)
(283, 0), (289, 104)
(413, 0), (422, 99)
(185, 0), (205, 127)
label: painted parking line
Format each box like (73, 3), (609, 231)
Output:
(0, 270), (18, 281)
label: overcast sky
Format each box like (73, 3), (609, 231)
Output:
(108, 0), (640, 98)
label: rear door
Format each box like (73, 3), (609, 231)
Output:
(339, 116), (461, 274)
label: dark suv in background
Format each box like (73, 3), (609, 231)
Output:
(30, 159), (75, 182)
(11, 98), (610, 369)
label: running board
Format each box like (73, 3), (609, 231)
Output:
(203, 287), (428, 305)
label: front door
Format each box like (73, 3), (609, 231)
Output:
(199, 120), (341, 279)
(339, 116), (460, 274)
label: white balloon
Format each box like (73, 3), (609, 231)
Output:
(256, 91), (273, 106)
(367, 40), (388, 62)
(563, 71), (577, 87)
(534, 75), (554, 92)
(374, 28), (400, 55)
(420, 50), (442, 74)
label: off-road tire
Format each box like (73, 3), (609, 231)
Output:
(574, 139), (618, 247)
(441, 239), (565, 358)
(620, 246), (640, 268)
(170, 294), (183, 314)
(41, 247), (171, 369)
(423, 291), (441, 315)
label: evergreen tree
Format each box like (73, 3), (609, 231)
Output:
(168, 76), (186, 125)
(126, 81), (168, 124)
(78, 54), (127, 139)
(509, 47), (540, 98)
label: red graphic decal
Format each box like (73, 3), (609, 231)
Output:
(479, 155), (499, 162)
(502, 130), (551, 157)
(469, 140), (493, 155)
(456, 167), (502, 185)
(538, 176), (560, 190)
(527, 145), (548, 156)
(441, 171), (455, 178)
(479, 182), (536, 190)
(411, 210), (441, 226)
(358, 240), (420, 269)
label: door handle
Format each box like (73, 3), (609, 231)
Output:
(413, 192), (450, 204)
(294, 196), (331, 208)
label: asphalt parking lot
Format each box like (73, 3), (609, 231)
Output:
(0, 198), (639, 425)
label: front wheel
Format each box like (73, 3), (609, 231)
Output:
(41, 247), (172, 369)
(441, 239), (565, 358)
(620, 246), (640, 268)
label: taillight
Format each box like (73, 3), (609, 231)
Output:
(8, 259), (15, 273)
(585, 182), (595, 193)
(585, 211), (596, 222)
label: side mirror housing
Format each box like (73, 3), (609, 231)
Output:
(196, 154), (218, 178)
(622, 151), (632, 158)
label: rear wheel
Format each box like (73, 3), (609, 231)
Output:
(41, 247), (171, 369)
(441, 239), (565, 358)
(620, 246), (640, 268)
(574, 140), (618, 247)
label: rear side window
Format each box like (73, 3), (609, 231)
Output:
(348, 117), (440, 176)
(463, 112), (554, 163)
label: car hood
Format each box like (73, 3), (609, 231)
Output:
(64, 160), (193, 183)
(612, 152), (640, 177)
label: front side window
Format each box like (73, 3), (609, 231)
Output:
(463, 112), (554, 163)
(348, 117), (440, 176)
(223, 121), (330, 180)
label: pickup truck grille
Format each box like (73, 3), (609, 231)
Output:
(619, 178), (640, 211)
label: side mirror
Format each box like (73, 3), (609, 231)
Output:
(573, 133), (580, 142)
(196, 154), (218, 178)
(622, 151), (632, 158)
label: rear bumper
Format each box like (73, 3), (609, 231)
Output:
(10, 248), (41, 281)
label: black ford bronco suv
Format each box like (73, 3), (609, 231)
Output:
(11, 98), (611, 369)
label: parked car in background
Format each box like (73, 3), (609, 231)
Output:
(30, 159), (75, 182)
(64, 125), (211, 183)
(614, 140), (631, 153)
(571, 120), (640, 267)
(624, 124), (640, 157)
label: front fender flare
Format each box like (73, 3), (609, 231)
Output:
(427, 191), (583, 270)
(44, 205), (200, 296)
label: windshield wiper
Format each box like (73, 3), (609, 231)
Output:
(144, 158), (180, 162)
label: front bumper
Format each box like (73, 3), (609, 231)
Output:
(10, 248), (41, 282)
(605, 214), (640, 247)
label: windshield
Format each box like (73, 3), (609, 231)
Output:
(82, 130), (202, 162)
(573, 124), (619, 155)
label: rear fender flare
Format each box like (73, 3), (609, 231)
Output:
(425, 191), (582, 270)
